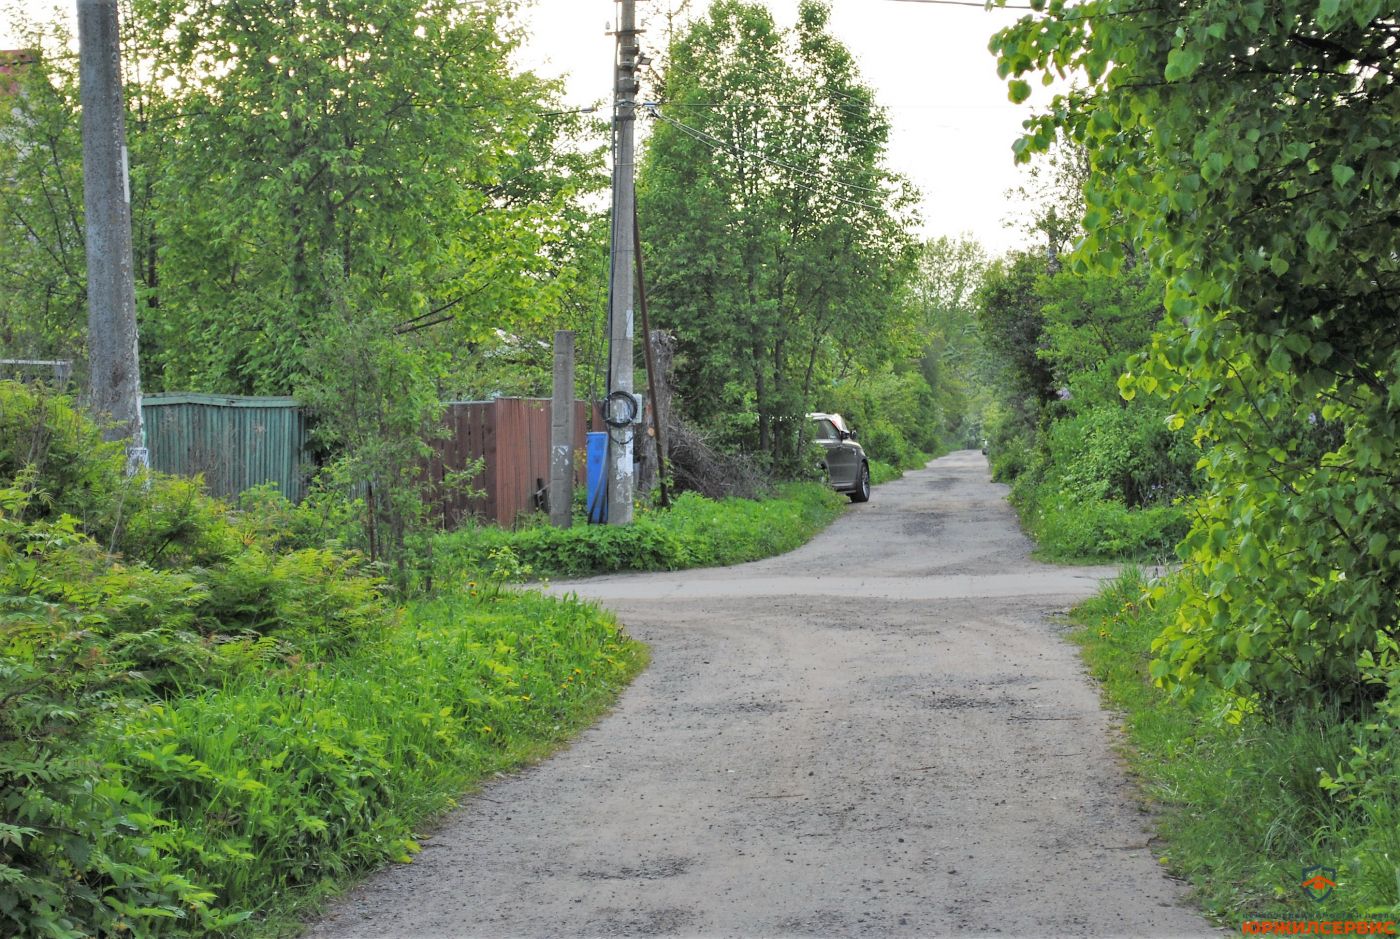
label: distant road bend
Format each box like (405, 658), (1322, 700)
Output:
(309, 451), (1214, 938)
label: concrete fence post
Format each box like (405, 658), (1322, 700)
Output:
(550, 330), (576, 527)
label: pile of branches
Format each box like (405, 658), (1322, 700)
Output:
(665, 417), (768, 502)
(640, 331), (766, 502)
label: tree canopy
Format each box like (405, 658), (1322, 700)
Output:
(0, 0), (605, 396)
(637, 0), (918, 468)
(994, 0), (1400, 710)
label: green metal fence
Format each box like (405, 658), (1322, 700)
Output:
(141, 393), (308, 501)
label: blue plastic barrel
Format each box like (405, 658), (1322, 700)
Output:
(585, 431), (608, 523)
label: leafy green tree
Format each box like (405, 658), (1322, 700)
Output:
(994, 0), (1400, 709)
(0, 1), (604, 400)
(977, 251), (1057, 417)
(638, 0), (918, 469)
(133, 0), (593, 395)
(911, 236), (993, 447)
(0, 30), (86, 367)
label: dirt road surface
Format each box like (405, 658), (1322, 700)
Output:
(308, 451), (1214, 938)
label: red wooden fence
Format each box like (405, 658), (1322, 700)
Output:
(426, 398), (594, 528)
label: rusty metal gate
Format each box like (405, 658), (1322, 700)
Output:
(427, 398), (594, 528)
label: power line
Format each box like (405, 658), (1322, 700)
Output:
(646, 107), (889, 213)
(881, 0), (1038, 8)
(646, 104), (887, 197)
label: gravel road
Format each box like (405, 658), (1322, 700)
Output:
(307, 450), (1215, 938)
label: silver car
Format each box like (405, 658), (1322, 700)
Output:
(810, 412), (871, 503)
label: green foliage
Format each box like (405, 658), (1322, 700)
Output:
(129, 0), (599, 395)
(1014, 483), (1187, 561)
(976, 247), (1194, 561)
(295, 275), (444, 583)
(0, 491), (237, 938)
(0, 376), (647, 937)
(0, 383), (122, 524)
(1070, 570), (1400, 921)
(912, 236), (994, 448)
(977, 252), (1057, 416)
(638, 0), (919, 469)
(88, 587), (644, 933)
(994, 0), (1400, 719)
(828, 369), (936, 467)
(867, 460), (906, 486)
(0, 2), (606, 402)
(0, 35), (86, 367)
(436, 483), (845, 580)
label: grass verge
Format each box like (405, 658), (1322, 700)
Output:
(1071, 569), (1400, 925)
(97, 586), (646, 937)
(869, 460), (903, 486)
(1010, 479), (1187, 564)
(434, 482), (846, 580)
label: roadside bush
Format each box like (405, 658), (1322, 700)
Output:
(436, 483), (844, 580)
(829, 369), (940, 461)
(1014, 481), (1187, 560)
(1, 381), (649, 937)
(0, 388), (392, 935)
(994, 395), (1197, 561)
(1071, 570), (1400, 921)
(91, 587), (644, 932)
(0, 488), (249, 936)
(869, 460), (902, 486)
(0, 381), (122, 524)
(1042, 404), (1195, 509)
(982, 400), (1034, 482)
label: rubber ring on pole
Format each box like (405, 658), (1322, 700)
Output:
(604, 390), (639, 429)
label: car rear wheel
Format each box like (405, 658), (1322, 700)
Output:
(849, 462), (871, 503)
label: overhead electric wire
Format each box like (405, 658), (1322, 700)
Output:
(882, 0), (1038, 8)
(648, 110), (888, 213)
(646, 105), (888, 203)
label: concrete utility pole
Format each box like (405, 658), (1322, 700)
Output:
(78, 0), (145, 466)
(549, 330), (576, 528)
(606, 0), (640, 525)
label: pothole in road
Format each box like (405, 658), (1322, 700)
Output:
(693, 698), (787, 716)
(579, 857), (694, 881)
(922, 691), (1007, 710)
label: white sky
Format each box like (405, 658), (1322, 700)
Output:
(3, 0), (1049, 255)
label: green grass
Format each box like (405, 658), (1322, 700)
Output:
(869, 460), (903, 485)
(85, 586), (646, 937)
(434, 482), (846, 580)
(1070, 569), (1400, 925)
(1008, 476), (1188, 564)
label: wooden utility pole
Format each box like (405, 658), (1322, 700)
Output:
(549, 330), (576, 528)
(633, 205), (669, 508)
(77, 0), (145, 467)
(606, 0), (640, 525)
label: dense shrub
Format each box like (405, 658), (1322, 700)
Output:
(829, 369), (939, 465)
(1042, 404), (1195, 509)
(87, 589), (643, 931)
(0, 382), (122, 523)
(436, 483), (844, 580)
(1071, 570), (1400, 920)
(1014, 483), (1188, 560)
(0, 386), (387, 934)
